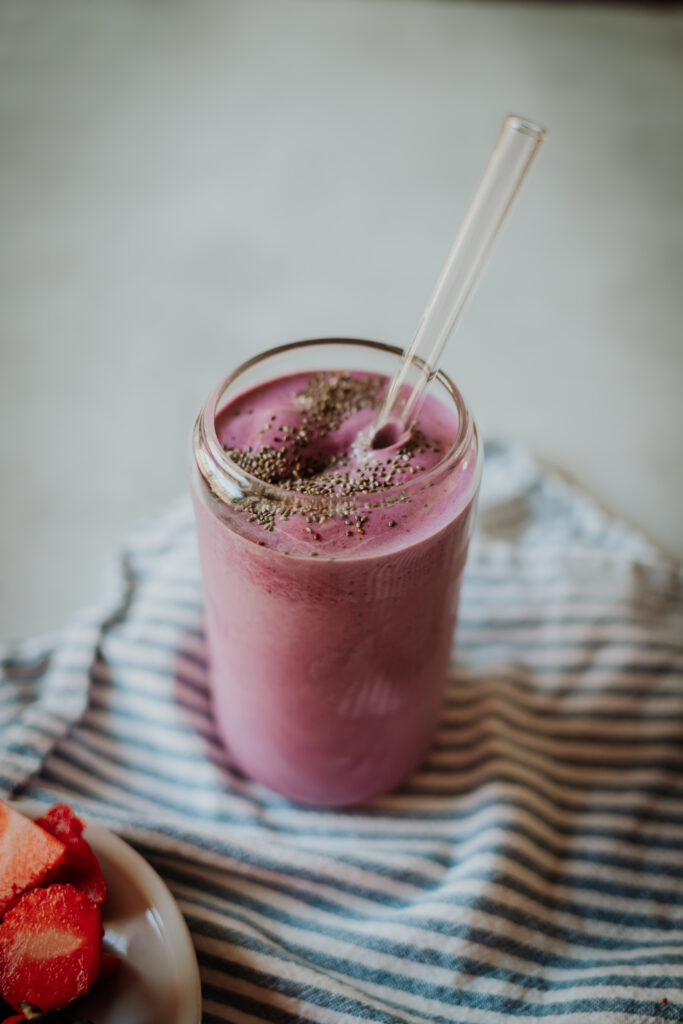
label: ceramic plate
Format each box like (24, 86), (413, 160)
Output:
(11, 801), (202, 1024)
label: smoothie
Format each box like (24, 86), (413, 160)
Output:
(192, 342), (481, 806)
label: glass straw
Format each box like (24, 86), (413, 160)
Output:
(372, 115), (546, 448)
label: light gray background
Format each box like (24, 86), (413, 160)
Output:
(1, 0), (682, 639)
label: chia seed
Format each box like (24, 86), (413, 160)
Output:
(223, 373), (437, 539)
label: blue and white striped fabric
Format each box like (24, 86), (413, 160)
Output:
(1, 442), (682, 1023)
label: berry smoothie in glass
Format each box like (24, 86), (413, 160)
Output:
(191, 338), (481, 806)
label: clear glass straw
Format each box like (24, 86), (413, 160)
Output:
(373, 115), (546, 446)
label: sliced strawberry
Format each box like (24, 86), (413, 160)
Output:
(0, 803), (66, 919)
(53, 840), (106, 908)
(34, 806), (83, 845)
(0, 885), (101, 1012)
(35, 809), (105, 908)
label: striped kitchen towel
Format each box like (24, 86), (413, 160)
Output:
(1, 441), (682, 1023)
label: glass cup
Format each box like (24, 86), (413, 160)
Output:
(191, 338), (482, 806)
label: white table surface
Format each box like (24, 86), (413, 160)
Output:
(1, 0), (681, 639)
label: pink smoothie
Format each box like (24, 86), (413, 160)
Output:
(192, 369), (480, 805)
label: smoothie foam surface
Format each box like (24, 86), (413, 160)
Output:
(213, 370), (478, 559)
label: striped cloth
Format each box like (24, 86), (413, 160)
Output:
(1, 441), (682, 1023)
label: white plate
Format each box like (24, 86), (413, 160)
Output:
(11, 801), (202, 1024)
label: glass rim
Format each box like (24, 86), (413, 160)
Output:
(193, 337), (478, 514)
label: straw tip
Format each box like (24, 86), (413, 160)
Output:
(370, 419), (409, 451)
(505, 114), (547, 141)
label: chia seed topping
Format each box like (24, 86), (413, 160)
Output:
(219, 372), (441, 539)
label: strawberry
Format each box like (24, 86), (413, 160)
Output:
(0, 804), (66, 919)
(0, 885), (101, 1012)
(33, 807), (83, 846)
(51, 841), (105, 909)
(35, 810), (105, 908)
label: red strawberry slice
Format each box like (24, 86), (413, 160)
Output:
(35, 809), (105, 908)
(53, 840), (106, 908)
(0, 804), (66, 919)
(0, 885), (101, 1012)
(34, 806), (83, 845)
